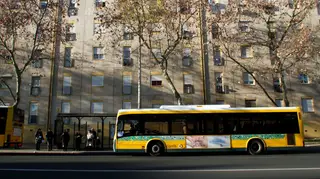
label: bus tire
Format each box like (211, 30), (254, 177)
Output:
(247, 139), (264, 155)
(147, 141), (164, 156)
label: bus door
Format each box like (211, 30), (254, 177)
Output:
(0, 108), (8, 147)
(287, 134), (295, 145)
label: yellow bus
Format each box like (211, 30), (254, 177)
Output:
(0, 106), (24, 149)
(113, 105), (304, 156)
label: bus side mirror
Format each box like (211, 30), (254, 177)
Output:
(117, 131), (124, 137)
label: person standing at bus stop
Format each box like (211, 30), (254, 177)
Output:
(46, 128), (54, 151)
(34, 128), (43, 151)
(61, 129), (70, 151)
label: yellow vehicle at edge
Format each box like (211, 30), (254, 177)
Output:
(0, 106), (24, 148)
(113, 105), (304, 156)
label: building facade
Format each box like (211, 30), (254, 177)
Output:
(0, 0), (319, 146)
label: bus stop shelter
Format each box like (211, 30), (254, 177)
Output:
(55, 113), (117, 149)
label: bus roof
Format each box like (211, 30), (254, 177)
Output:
(117, 106), (301, 116)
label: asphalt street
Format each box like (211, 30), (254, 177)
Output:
(1, 152), (320, 179)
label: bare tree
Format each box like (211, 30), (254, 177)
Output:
(0, 0), (65, 108)
(209, 0), (318, 106)
(99, 0), (202, 105)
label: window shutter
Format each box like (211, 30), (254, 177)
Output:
(151, 75), (161, 81)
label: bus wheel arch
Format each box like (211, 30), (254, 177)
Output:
(247, 138), (266, 155)
(146, 140), (166, 156)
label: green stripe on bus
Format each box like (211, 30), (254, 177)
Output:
(117, 136), (185, 141)
(231, 134), (286, 140)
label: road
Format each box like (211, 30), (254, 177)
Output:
(1, 152), (320, 179)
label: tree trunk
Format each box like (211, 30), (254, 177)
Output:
(161, 67), (183, 105)
(13, 74), (21, 109)
(281, 70), (290, 107)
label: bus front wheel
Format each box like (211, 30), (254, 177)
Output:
(147, 141), (164, 156)
(247, 139), (264, 155)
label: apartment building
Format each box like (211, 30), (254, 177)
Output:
(0, 0), (319, 145)
(207, 0), (320, 138)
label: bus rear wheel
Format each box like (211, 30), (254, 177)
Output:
(247, 139), (264, 155)
(147, 141), (164, 156)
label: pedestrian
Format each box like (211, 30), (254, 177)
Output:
(34, 128), (43, 151)
(46, 128), (54, 151)
(91, 128), (97, 149)
(61, 129), (70, 151)
(75, 131), (82, 151)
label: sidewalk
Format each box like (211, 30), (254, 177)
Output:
(0, 149), (114, 155)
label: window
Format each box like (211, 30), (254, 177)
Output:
(183, 74), (194, 94)
(239, 21), (250, 32)
(94, 23), (104, 34)
(0, 81), (6, 89)
(64, 47), (72, 67)
(122, 101), (131, 109)
(301, 98), (314, 112)
(68, 0), (78, 16)
(63, 76), (72, 95)
(96, 0), (106, 8)
(61, 102), (71, 124)
(123, 47), (132, 66)
(212, 23), (219, 39)
(123, 26), (133, 40)
(172, 119), (187, 134)
(10, 0), (21, 9)
(182, 24), (193, 39)
(240, 45), (252, 58)
(275, 99), (284, 107)
(66, 24), (76, 41)
(93, 47), (104, 60)
(179, 0), (191, 14)
(209, 0), (226, 14)
(214, 47), (224, 66)
(243, 72), (255, 85)
(145, 120), (169, 135)
(29, 102), (38, 124)
(151, 75), (162, 86)
(123, 75), (132, 95)
(152, 104), (161, 108)
(273, 76), (282, 92)
(182, 48), (192, 67)
(31, 76), (41, 96)
(245, 99), (256, 107)
(32, 58), (43, 68)
(92, 75), (104, 87)
(216, 100), (225, 104)
(299, 74), (309, 84)
(151, 48), (161, 59)
(288, 0), (296, 9)
(40, 0), (48, 9)
(215, 72), (223, 93)
(69, 0), (77, 8)
(91, 102), (103, 113)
